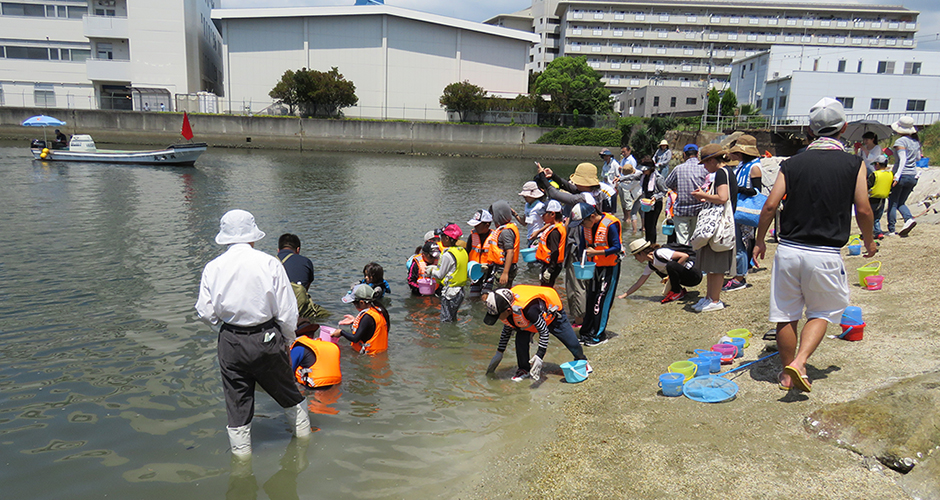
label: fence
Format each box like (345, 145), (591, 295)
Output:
(701, 111), (940, 132)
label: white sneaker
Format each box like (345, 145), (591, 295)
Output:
(693, 298), (710, 311)
(899, 219), (917, 237)
(700, 300), (726, 312)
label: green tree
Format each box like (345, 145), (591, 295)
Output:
(533, 56), (612, 117)
(269, 67), (358, 118)
(440, 81), (488, 122)
(707, 88), (738, 117)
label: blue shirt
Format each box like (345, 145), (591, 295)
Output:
(277, 249), (315, 289)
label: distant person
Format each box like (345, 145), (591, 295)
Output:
(856, 131), (881, 172)
(664, 144), (707, 246)
(618, 145), (639, 222)
(344, 262), (391, 308)
(426, 224), (469, 322)
(160, 102), (166, 112)
(868, 154), (892, 239)
(332, 284), (390, 355)
(482, 286), (589, 382)
(599, 149), (621, 212)
(54, 129), (67, 146)
(620, 156), (667, 244)
(144, 102), (151, 112)
(278, 233), (328, 319)
(290, 319), (341, 389)
(466, 209), (493, 297)
(754, 97), (876, 393)
(887, 116), (921, 237)
(654, 139), (673, 176)
(407, 241), (440, 295)
(195, 209), (311, 458)
(513, 181), (546, 246)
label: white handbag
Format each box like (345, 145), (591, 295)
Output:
(691, 169), (736, 252)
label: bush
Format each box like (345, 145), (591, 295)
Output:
(535, 127), (621, 147)
(920, 121), (940, 163)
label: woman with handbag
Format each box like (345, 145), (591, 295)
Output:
(619, 156), (668, 244)
(690, 144), (738, 312)
(724, 135), (763, 292)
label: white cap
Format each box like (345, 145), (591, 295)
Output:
(808, 97), (847, 137)
(546, 200), (563, 213)
(467, 209), (493, 226)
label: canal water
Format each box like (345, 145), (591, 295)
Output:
(0, 143), (641, 499)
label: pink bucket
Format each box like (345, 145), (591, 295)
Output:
(865, 275), (884, 291)
(711, 343), (737, 364)
(417, 278), (436, 296)
(318, 326), (340, 344)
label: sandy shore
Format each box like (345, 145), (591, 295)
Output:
(461, 210), (939, 499)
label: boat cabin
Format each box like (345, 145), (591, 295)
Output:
(69, 135), (97, 152)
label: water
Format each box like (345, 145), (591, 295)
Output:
(0, 143), (600, 499)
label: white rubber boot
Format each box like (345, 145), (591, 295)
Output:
(285, 401), (311, 438)
(227, 424), (252, 457)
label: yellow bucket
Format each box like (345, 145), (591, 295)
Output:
(668, 360), (697, 382)
(856, 261), (882, 287)
(726, 328), (752, 348)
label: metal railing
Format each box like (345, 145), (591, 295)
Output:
(701, 111), (940, 131)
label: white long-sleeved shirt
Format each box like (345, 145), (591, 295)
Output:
(195, 243), (299, 343)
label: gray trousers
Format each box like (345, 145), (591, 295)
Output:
(564, 254), (587, 322)
(673, 215), (698, 246)
(440, 287), (465, 322)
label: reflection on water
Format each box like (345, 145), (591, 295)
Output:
(0, 143), (597, 499)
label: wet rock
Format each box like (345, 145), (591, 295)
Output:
(898, 450), (940, 500)
(804, 372), (940, 475)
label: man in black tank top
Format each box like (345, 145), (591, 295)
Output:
(753, 97), (876, 393)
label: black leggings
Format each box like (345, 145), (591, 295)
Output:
(665, 261), (702, 293)
(643, 200), (663, 244)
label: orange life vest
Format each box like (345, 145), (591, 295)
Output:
(584, 213), (622, 267)
(535, 222), (566, 265)
(484, 223), (520, 266)
(468, 231), (489, 263)
(291, 336), (342, 388)
(500, 285), (563, 333)
(350, 306), (389, 355)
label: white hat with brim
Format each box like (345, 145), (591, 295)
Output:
(518, 181), (544, 198)
(891, 116), (917, 135)
(215, 209), (265, 245)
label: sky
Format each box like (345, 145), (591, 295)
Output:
(220, 0), (940, 50)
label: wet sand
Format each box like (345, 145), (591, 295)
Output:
(461, 219), (939, 499)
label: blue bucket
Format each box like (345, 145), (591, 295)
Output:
(694, 350), (722, 373)
(842, 306), (863, 326)
(662, 224), (675, 235)
(561, 360), (589, 383)
(847, 244), (861, 256)
(688, 357), (711, 377)
(723, 337), (746, 358)
(520, 247), (537, 263)
(574, 262), (596, 280)
(659, 372), (684, 397)
(467, 261), (483, 281)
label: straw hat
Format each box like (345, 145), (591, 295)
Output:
(699, 144), (728, 162)
(215, 209), (265, 245)
(629, 238), (652, 255)
(569, 162), (600, 187)
(729, 135), (760, 157)
(891, 116), (917, 135)
(659, 139), (669, 146)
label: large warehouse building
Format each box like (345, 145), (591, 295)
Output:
(211, 4), (539, 120)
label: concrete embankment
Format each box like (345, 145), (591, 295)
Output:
(0, 107), (600, 160)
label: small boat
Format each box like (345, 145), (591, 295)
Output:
(31, 134), (207, 166)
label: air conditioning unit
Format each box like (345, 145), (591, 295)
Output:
(98, 0), (116, 6)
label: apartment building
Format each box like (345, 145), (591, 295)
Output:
(487, 0), (919, 93)
(731, 45), (940, 125)
(0, 0), (223, 111)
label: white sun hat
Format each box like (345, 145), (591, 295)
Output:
(215, 209), (266, 245)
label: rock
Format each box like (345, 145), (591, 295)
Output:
(898, 450), (940, 500)
(804, 372), (940, 474)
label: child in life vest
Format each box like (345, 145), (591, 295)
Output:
(868, 154), (892, 239)
(425, 224), (469, 322)
(344, 262), (391, 308)
(290, 319), (342, 389)
(332, 284), (390, 355)
(407, 241), (441, 295)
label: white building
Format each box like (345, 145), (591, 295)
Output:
(730, 46), (940, 126)
(0, 0), (223, 111)
(211, 5), (539, 120)
(487, 0), (919, 93)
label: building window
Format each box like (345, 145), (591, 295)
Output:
(755, 99), (762, 109)
(67, 5), (87, 18)
(778, 96), (787, 108)
(1, 3), (46, 16)
(766, 99), (773, 110)
(687, 97), (697, 105)
(837, 60), (846, 72)
(857, 60), (863, 73)
(876, 61), (895, 74)
(670, 96), (677, 107)
(870, 98), (890, 110)
(34, 85), (55, 107)
(836, 97), (854, 109)
(907, 100), (926, 112)
(653, 96), (660, 106)
(903, 62), (922, 75)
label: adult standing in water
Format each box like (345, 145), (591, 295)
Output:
(195, 209), (311, 458)
(277, 233), (328, 319)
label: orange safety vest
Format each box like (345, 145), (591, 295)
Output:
(535, 222), (566, 265)
(584, 213), (622, 267)
(468, 231), (489, 263)
(500, 285), (563, 333)
(291, 336), (342, 388)
(350, 306), (389, 355)
(484, 223), (520, 266)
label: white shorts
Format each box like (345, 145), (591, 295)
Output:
(769, 240), (849, 324)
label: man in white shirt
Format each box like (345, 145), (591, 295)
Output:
(196, 209), (311, 458)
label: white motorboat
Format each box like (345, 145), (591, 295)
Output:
(31, 134), (207, 166)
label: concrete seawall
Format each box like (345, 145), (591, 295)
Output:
(0, 107), (600, 159)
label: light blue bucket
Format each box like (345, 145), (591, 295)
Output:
(723, 337), (746, 358)
(467, 261), (483, 281)
(659, 372), (684, 397)
(662, 224), (675, 235)
(847, 244), (861, 256)
(694, 350), (722, 373)
(561, 360), (589, 383)
(688, 357), (711, 377)
(574, 262), (596, 280)
(520, 247), (537, 263)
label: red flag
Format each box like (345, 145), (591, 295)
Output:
(181, 112), (194, 141)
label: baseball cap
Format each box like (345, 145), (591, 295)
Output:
(422, 240), (441, 258)
(808, 97), (847, 137)
(467, 209), (493, 226)
(545, 199), (563, 213)
(441, 223), (462, 240)
(874, 154), (889, 165)
(482, 289), (514, 325)
(342, 283), (375, 304)
(683, 144), (699, 154)
(570, 202), (598, 222)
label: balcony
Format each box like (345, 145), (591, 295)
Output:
(83, 14), (129, 39)
(86, 58), (132, 82)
